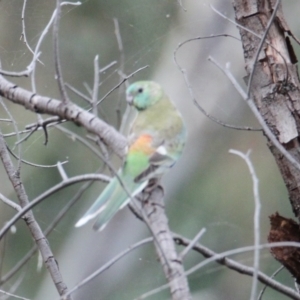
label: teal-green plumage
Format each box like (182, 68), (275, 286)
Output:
(75, 81), (186, 231)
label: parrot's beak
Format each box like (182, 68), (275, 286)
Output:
(126, 93), (134, 105)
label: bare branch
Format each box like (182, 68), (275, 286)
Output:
(55, 125), (104, 160)
(1, 179), (95, 284)
(65, 83), (92, 103)
(0, 131), (72, 299)
(7, 145), (68, 169)
(0, 173), (110, 240)
(0, 193), (21, 212)
(60, 237), (153, 300)
(245, 0), (281, 98)
(53, 0), (70, 103)
(229, 149), (261, 300)
(92, 55), (100, 116)
(0, 94), (22, 167)
(0, 288), (30, 300)
(177, 0), (187, 12)
(20, 0), (35, 56)
(96, 65), (149, 106)
(137, 186), (192, 300)
(258, 266), (284, 300)
(113, 18), (126, 128)
(174, 234), (300, 300)
(174, 34), (262, 132)
(142, 235), (300, 300)
(0, 75), (127, 157)
(208, 56), (300, 173)
(57, 161), (69, 181)
(179, 228), (206, 259)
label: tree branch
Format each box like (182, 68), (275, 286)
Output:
(0, 75), (127, 157)
(0, 131), (72, 299)
(140, 186), (192, 300)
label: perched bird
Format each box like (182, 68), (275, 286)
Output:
(75, 81), (186, 231)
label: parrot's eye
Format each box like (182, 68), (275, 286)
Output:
(137, 88), (143, 93)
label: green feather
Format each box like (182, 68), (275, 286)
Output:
(75, 81), (186, 231)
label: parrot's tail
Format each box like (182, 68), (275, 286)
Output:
(75, 177), (119, 228)
(93, 180), (148, 231)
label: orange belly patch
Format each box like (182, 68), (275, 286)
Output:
(129, 134), (155, 155)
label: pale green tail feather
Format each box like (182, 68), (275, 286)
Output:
(92, 190), (128, 231)
(75, 177), (120, 227)
(93, 180), (148, 231)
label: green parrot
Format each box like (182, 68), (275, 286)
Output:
(75, 81), (186, 231)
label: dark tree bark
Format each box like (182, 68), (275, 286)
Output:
(232, 0), (300, 218)
(233, 0), (300, 281)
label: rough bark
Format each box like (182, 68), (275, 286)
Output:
(141, 186), (192, 300)
(233, 0), (300, 284)
(232, 0), (300, 219)
(268, 213), (300, 284)
(0, 75), (127, 158)
(0, 132), (72, 299)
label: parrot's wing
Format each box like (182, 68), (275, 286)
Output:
(134, 145), (176, 183)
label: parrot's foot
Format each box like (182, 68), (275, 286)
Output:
(144, 178), (159, 192)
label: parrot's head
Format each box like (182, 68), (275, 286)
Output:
(126, 81), (163, 111)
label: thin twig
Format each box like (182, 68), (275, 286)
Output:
(83, 82), (92, 97)
(0, 75), (127, 157)
(96, 65), (149, 106)
(20, 0), (38, 59)
(99, 60), (117, 73)
(139, 238), (300, 300)
(210, 4), (290, 84)
(208, 56), (300, 173)
(0, 96), (22, 171)
(92, 55), (100, 116)
(0, 173), (110, 240)
(173, 34), (262, 132)
(229, 149), (261, 300)
(0, 131), (72, 299)
(179, 228), (206, 259)
(0, 53), (41, 78)
(0, 2), (80, 78)
(55, 125), (104, 160)
(174, 234), (299, 300)
(257, 266), (284, 300)
(1, 179), (96, 284)
(57, 161), (68, 181)
(60, 237), (153, 300)
(0, 193), (21, 212)
(7, 145), (68, 169)
(29, 1), (81, 93)
(246, 0), (281, 98)
(65, 83), (92, 103)
(53, 0), (70, 103)
(113, 18), (126, 129)
(0, 288), (30, 300)
(177, 0), (187, 12)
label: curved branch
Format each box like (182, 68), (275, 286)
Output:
(0, 173), (110, 240)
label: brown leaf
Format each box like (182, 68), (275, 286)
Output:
(268, 212), (300, 283)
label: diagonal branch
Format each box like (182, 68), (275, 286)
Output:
(0, 75), (127, 157)
(0, 131), (72, 299)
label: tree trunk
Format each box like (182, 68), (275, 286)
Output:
(233, 0), (300, 219)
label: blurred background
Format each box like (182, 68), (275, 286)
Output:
(0, 0), (299, 299)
